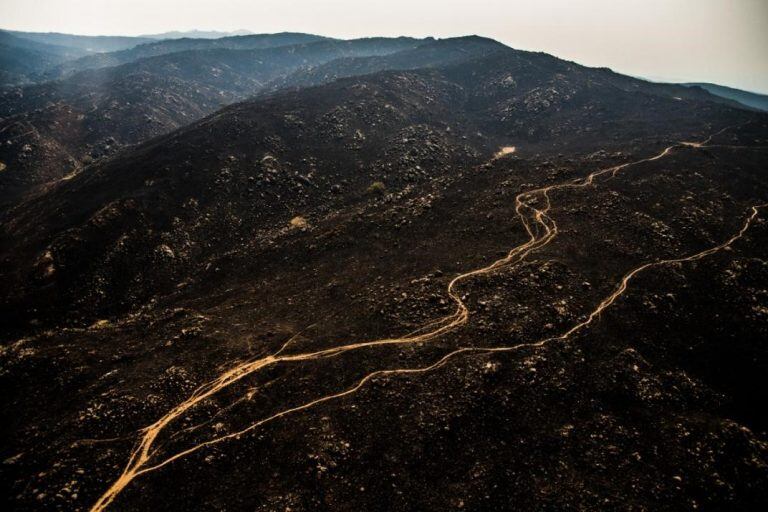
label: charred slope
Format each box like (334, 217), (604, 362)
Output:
(0, 71), (478, 330)
(272, 38), (743, 114)
(0, 55), (758, 333)
(435, 50), (747, 141)
(0, 37), (422, 202)
(1, 105), (767, 510)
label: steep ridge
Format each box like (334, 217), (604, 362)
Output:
(271, 36), (743, 113)
(268, 35), (506, 91)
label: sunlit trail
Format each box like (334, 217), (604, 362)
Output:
(90, 129), (763, 511)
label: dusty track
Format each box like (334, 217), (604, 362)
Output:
(89, 131), (765, 511)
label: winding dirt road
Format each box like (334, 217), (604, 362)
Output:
(89, 129), (765, 512)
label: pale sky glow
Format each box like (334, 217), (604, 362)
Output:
(2, 0), (767, 93)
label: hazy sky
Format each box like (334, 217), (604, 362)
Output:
(2, 0), (767, 93)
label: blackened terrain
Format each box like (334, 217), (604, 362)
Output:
(1, 35), (767, 512)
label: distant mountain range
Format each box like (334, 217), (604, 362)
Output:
(1, 27), (764, 110)
(684, 82), (768, 112)
(0, 30), (87, 84)
(140, 29), (255, 39)
(3, 29), (155, 53)
(39, 32), (330, 79)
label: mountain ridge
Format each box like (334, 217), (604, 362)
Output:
(684, 82), (768, 112)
